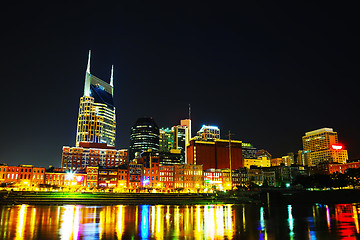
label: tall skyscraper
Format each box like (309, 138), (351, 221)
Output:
(76, 51), (116, 147)
(158, 119), (191, 164)
(180, 119), (191, 143)
(62, 51), (121, 171)
(159, 128), (174, 152)
(302, 128), (348, 166)
(129, 117), (160, 160)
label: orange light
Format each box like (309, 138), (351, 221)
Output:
(331, 144), (343, 150)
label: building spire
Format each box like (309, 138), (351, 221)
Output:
(84, 50), (91, 96)
(86, 50), (91, 74)
(110, 65), (114, 87)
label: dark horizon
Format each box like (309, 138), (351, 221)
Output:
(1, 2), (359, 167)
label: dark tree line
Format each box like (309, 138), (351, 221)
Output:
(294, 168), (360, 189)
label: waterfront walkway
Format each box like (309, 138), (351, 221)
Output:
(0, 191), (254, 205)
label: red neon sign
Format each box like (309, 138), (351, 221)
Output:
(331, 144), (343, 150)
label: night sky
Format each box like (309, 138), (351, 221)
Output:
(1, 2), (359, 167)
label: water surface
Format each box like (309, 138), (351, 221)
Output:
(0, 203), (359, 239)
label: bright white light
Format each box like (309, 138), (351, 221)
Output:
(65, 172), (75, 180)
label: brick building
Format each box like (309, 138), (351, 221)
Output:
(187, 139), (243, 169)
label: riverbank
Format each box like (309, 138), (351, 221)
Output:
(0, 191), (255, 205)
(2, 189), (360, 205)
(261, 188), (360, 205)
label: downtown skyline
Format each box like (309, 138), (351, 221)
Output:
(0, 2), (359, 167)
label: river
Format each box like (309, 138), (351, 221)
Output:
(0, 203), (359, 239)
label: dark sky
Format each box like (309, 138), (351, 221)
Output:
(1, 2), (359, 167)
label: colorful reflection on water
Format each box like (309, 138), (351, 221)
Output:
(0, 203), (360, 239)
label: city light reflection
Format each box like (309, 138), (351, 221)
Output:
(216, 205), (224, 237)
(151, 205), (155, 235)
(116, 205), (124, 239)
(2, 203), (360, 239)
(326, 205), (331, 230)
(353, 205), (359, 234)
(15, 204), (27, 240)
(287, 205), (294, 239)
(334, 204), (358, 239)
(204, 205), (215, 239)
(242, 205), (246, 231)
(140, 205), (150, 239)
(73, 206), (81, 240)
(60, 205), (75, 240)
(259, 206), (267, 240)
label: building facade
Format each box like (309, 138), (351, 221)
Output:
(197, 125), (220, 140)
(129, 117), (160, 160)
(61, 144), (127, 170)
(187, 139), (243, 170)
(76, 51), (116, 147)
(0, 165), (45, 190)
(302, 128), (348, 166)
(244, 157), (271, 168)
(242, 143), (257, 159)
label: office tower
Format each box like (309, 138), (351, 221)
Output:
(159, 128), (174, 152)
(173, 125), (187, 161)
(180, 119), (191, 141)
(282, 152), (295, 166)
(197, 125), (220, 141)
(242, 143), (257, 159)
(76, 51), (116, 147)
(61, 51), (121, 171)
(158, 120), (191, 164)
(129, 117), (160, 160)
(297, 150), (308, 166)
(302, 128), (348, 166)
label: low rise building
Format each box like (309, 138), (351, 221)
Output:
(61, 143), (127, 170)
(244, 157), (270, 168)
(85, 167), (99, 188)
(204, 169), (223, 191)
(0, 165), (45, 190)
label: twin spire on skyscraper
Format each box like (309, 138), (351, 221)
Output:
(84, 50), (114, 96)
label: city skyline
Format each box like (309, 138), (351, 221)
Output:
(1, 2), (359, 167)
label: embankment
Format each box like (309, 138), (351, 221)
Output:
(0, 191), (256, 205)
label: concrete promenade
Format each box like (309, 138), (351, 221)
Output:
(0, 191), (256, 205)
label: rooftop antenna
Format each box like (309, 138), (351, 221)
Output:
(189, 103), (191, 120)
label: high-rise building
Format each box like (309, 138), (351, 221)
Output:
(129, 117), (160, 160)
(242, 143), (257, 159)
(159, 128), (174, 152)
(180, 119), (191, 143)
(197, 125), (220, 141)
(302, 128), (348, 166)
(281, 153), (295, 166)
(297, 150), (308, 166)
(76, 51), (116, 147)
(158, 119), (191, 164)
(61, 51), (121, 171)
